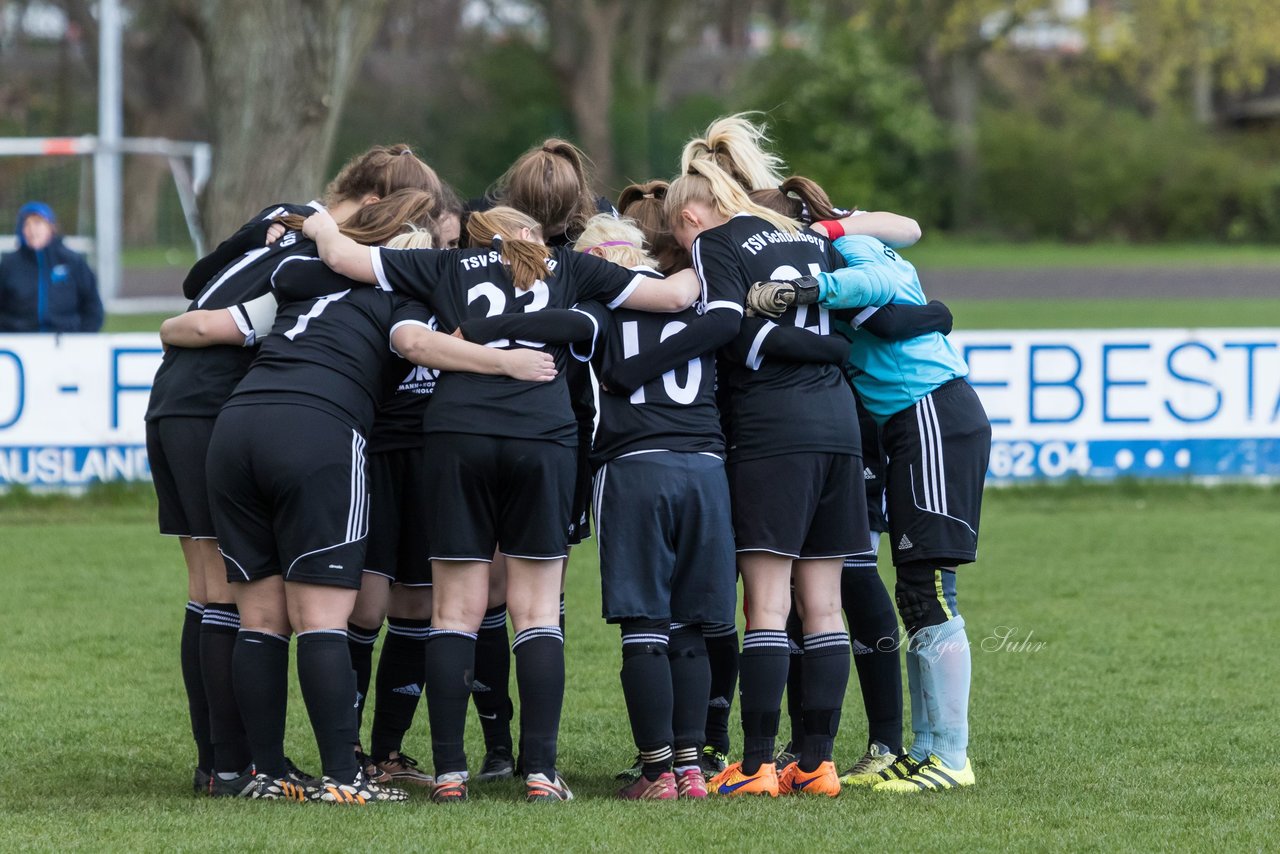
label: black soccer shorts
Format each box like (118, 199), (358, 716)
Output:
(207, 404), (370, 589)
(566, 421), (593, 546)
(881, 378), (992, 567)
(595, 451), (737, 625)
(423, 432), (576, 562)
(146, 416), (217, 539)
(728, 451), (870, 559)
(364, 445), (432, 586)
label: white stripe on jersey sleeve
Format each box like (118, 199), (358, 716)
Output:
(605, 272), (646, 310)
(197, 246), (272, 307)
(240, 291), (279, 341)
(568, 307), (600, 363)
(388, 319), (433, 356)
(229, 304), (255, 346)
(370, 246), (393, 291)
(704, 300), (745, 315)
(744, 321), (778, 371)
(852, 305), (879, 328)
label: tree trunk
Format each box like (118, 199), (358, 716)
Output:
(544, 0), (624, 190)
(180, 0), (389, 240)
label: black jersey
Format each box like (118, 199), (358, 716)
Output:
(144, 215), (319, 422)
(368, 348), (436, 454)
(574, 293), (723, 468)
(226, 255), (432, 433)
(692, 213), (858, 461)
(372, 244), (644, 445)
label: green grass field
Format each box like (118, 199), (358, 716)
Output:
(1, 484), (1277, 851)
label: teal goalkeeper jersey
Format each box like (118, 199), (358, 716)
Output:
(816, 235), (968, 423)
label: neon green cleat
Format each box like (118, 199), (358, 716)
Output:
(840, 741), (899, 787)
(873, 755), (974, 793)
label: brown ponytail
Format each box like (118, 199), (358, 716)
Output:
(276, 188), (439, 246)
(617, 180), (689, 274)
(324, 144), (444, 217)
(495, 138), (599, 240)
(466, 206), (552, 291)
(749, 176), (843, 225)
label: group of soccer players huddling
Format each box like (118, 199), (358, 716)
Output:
(146, 112), (991, 806)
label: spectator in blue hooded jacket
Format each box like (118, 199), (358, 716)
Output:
(0, 202), (104, 332)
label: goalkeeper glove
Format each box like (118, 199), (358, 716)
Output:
(744, 276), (820, 318)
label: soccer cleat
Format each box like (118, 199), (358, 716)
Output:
(874, 755), (975, 793)
(284, 757), (318, 787)
(778, 761), (841, 797)
(525, 772), (574, 803)
(358, 749), (389, 783)
(614, 754), (643, 782)
(699, 746), (727, 776)
(840, 742), (899, 787)
(872, 753), (924, 784)
(430, 771), (469, 804)
(252, 773), (310, 801)
(676, 767), (708, 799)
(207, 767), (258, 798)
(773, 745), (798, 769)
(709, 761), (779, 797)
(193, 768), (212, 796)
(373, 752), (434, 787)
(476, 747), (515, 782)
(317, 770), (409, 805)
(617, 771), (677, 800)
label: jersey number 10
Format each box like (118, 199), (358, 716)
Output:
(620, 320), (701, 406)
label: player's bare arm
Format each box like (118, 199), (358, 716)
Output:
(391, 324), (557, 382)
(303, 208), (377, 283)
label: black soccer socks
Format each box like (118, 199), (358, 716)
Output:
(181, 602), (213, 772)
(232, 629), (289, 778)
(799, 631), (851, 772)
(471, 605), (513, 753)
(513, 626), (565, 779)
(201, 603), (251, 774)
(739, 629), (789, 774)
(347, 621), (381, 730)
(369, 617), (429, 761)
(702, 623), (739, 756)
(620, 622), (673, 780)
(668, 624), (710, 770)
(296, 630), (361, 785)
(842, 565), (904, 753)
(425, 629), (477, 776)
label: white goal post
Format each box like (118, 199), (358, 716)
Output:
(0, 135), (212, 308)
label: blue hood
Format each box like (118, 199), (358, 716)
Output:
(16, 201), (57, 249)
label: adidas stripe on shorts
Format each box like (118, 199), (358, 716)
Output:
(880, 378), (991, 567)
(206, 404), (371, 589)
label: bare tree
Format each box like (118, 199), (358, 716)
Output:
(175, 0), (390, 240)
(538, 0), (627, 186)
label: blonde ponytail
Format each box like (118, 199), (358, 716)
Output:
(679, 113), (786, 193)
(466, 206), (552, 291)
(667, 159), (799, 235)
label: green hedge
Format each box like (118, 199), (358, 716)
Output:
(975, 89), (1280, 242)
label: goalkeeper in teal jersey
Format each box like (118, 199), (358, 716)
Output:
(746, 228), (992, 793)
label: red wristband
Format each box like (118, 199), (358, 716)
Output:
(817, 219), (845, 240)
